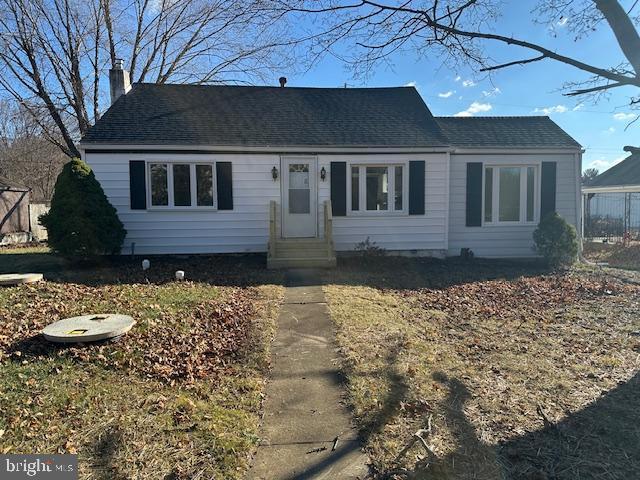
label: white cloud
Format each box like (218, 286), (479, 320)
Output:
(557, 17), (568, 27)
(404, 81), (417, 87)
(482, 87), (501, 97)
(454, 101), (493, 117)
(613, 112), (637, 121)
(572, 103), (584, 111)
(533, 104), (568, 115)
(438, 90), (454, 98)
(462, 79), (476, 87)
(586, 154), (626, 171)
(454, 75), (461, 82)
(605, 126), (616, 134)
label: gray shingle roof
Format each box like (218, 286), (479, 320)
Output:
(81, 84), (449, 147)
(589, 150), (640, 187)
(435, 116), (581, 149)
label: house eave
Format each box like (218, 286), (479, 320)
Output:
(451, 146), (584, 155)
(79, 143), (454, 154)
(582, 184), (640, 194)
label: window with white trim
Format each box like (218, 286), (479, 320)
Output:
(148, 162), (215, 208)
(349, 164), (406, 213)
(483, 165), (537, 224)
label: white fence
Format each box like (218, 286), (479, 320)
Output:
(29, 203), (49, 241)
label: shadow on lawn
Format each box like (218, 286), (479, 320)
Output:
(1, 252), (286, 287)
(320, 256), (554, 291)
(1, 246), (553, 290)
(393, 371), (640, 480)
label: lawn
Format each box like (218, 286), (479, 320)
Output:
(322, 258), (640, 479)
(0, 249), (284, 479)
(583, 241), (640, 270)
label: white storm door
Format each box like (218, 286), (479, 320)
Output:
(281, 156), (317, 238)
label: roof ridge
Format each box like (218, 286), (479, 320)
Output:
(133, 83), (415, 91)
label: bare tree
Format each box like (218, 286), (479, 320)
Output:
(0, 0), (296, 157)
(278, 0), (640, 108)
(0, 100), (66, 201)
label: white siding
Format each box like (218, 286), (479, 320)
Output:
(447, 153), (579, 258)
(318, 153), (448, 253)
(86, 152), (281, 255)
(85, 151), (449, 255)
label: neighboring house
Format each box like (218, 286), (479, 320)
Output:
(0, 175), (31, 244)
(583, 146), (640, 194)
(79, 63), (582, 266)
(582, 146), (640, 240)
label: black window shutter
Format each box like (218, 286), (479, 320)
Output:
(466, 162), (483, 227)
(408, 161), (425, 215)
(540, 161), (557, 219)
(331, 162), (346, 216)
(129, 160), (146, 210)
(216, 162), (233, 210)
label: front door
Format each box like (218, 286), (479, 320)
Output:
(281, 156), (317, 238)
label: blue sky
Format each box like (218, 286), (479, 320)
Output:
(288, 1), (638, 174)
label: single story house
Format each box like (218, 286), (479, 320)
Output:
(583, 146), (640, 194)
(582, 146), (640, 241)
(80, 63), (582, 267)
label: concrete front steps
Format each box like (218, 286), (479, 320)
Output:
(267, 238), (337, 269)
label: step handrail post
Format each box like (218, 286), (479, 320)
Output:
(324, 200), (333, 258)
(269, 200), (277, 258)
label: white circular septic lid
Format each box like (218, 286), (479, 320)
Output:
(0, 273), (43, 286)
(42, 314), (136, 343)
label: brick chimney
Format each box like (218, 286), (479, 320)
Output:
(109, 59), (131, 104)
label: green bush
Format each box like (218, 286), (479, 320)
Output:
(533, 212), (578, 266)
(40, 158), (126, 257)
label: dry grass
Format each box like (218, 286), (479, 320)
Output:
(583, 241), (640, 270)
(0, 251), (284, 480)
(323, 259), (640, 479)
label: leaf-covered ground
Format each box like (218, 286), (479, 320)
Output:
(0, 251), (284, 479)
(322, 258), (640, 480)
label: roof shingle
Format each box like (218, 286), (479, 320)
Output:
(82, 84), (449, 147)
(588, 150), (640, 187)
(435, 116), (581, 149)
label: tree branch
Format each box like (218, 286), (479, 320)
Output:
(480, 54), (546, 72)
(595, 0), (640, 75)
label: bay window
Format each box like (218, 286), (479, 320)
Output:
(483, 165), (537, 224)
(148, 162), (215, 208)
(349, 164), (406, 214)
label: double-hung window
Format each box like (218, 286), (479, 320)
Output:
(349, 164), (406, 214)
(483, 165), (537, 224)
(148, 162), (215, 208)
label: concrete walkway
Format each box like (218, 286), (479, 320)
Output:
(248, 270), (369, 480)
